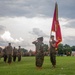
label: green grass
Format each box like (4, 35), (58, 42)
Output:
(0, 56), (75, 75)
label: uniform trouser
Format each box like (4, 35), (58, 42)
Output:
(13, 55), (16, 62)
(18, 55), (21, 61)
(8, 54), (12, 63)
(36, 53), (44, 67)
(50, 53), (56, 66)
(0, 53), (1, 60)
(4, 54), (7, 62)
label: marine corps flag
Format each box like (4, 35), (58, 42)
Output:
(51, 2), (62, 49)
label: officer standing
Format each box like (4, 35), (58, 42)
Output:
(6, 43), (13, 64)
(0, 47), (2, 60)
(3, 47), (7, 63)
(49, 35), (56, 68)
(17, 46), (21, 62)
(32, 37), (44, 69)
(13, 47), (17, 62)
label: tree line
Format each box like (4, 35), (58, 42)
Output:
(57, 44), (75, 56)
(0, 43), (75, 57)
(21, 43), (75, 56)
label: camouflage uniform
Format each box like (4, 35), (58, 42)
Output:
(50, 40), (56, 67)
(6, 43), (13, 64)
(3, 47), (7, 62)
(0, 47), (2, 59)
(13, 47), (17, 62)
(17, 46), (21, 62)
(32, 37), (44, 68)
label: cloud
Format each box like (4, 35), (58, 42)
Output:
(63, 36), (75, 46)
(0, 31), (26, 48)
(0, 0), (53, 17)
(0, 25), (5, 34)
(0, 16), (75, 50)
(1, 31), (24, 43)
(58, 0), (75, 18)
(30, 28), (49, 37)
(0, 17), (52, 50)
(62, 19), (75, 29)
(1, 0), (75, 18)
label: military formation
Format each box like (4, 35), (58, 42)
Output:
(32, 36), (56, 69)
(0, 43), (22, 64)
(0, 36), (57, 69)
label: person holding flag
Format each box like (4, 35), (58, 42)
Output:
(49, 35), (56, 68)
(49, 2), (62, 68)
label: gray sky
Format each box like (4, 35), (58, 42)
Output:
(0, 0), (75, 50)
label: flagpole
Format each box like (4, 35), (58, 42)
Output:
(49, 2), (56, 41)
(49, 1), (56, 52)
(54, 0), (56, 4)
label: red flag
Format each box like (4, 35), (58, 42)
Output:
(51, 2), (62, 48)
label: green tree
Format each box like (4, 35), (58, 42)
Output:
(63, 44), (72, 56)
(58, 44), (64, 56)
(71, 46), (75, 51)
(21, 48), (28, 52)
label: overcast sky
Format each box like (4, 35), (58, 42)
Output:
(0, 0), (75, 50)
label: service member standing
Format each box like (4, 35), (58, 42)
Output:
(6, 43), (13, 64)
(49, 35), (56, 68)
(13, 47), (17, 62)
(32, 37), (44, 69)
(0, 47), (2, 60)
(3, 47), (7, 63)
(17, 46), (21, 62)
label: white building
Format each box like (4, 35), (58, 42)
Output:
(71, 51), (75, 56)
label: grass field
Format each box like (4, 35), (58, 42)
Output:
(0, 56), (75, 75)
